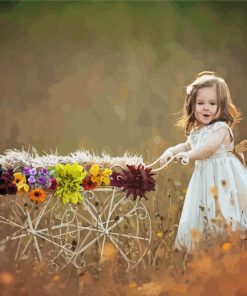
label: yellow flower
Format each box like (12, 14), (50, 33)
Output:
(102, 176), (111, 185)
(89, 164), (100, 176)
(102, 168), (112, 176)
(52, 275), (60, 282)
(13, 172), (26, 184)
(128, 281), (137, 289)
(89, 166), (112, 187)
(91, 175), (101, 185)
(156, 231), (163, 238)
(13, 172), (29, 192)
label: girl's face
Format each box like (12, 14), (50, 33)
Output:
(194, 85), (220, 127)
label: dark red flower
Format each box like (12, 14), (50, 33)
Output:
(83, 176), (97, 190)
(7, 183), (17, 195)
(0, 169), (17, 196)
(4, 170), (14, 182)
(48, 177), (57, 191)
(117, 165), (156, 200)
(0, 184), (7, 195)
(0, 176), (8, 186)
(110, 172), (125, 188)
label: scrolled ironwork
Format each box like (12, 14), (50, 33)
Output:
(0, 186), (152, 272)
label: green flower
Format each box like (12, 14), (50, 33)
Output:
(54, 163), (87, 204)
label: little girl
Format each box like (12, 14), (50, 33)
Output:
(160, 71), (247, 251)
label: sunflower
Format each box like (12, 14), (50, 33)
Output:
(13, 172), (29, 192)
(28, 188), (47, 203)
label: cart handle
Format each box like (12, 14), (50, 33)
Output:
(146, 153), (189, 172)
(146, 154), (177, 172)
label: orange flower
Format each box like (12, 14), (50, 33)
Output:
(28, 188), (47, 203)
(222, 241), (232, 251)
(102, 242), (117, 261)
(0, 271), (15, 286)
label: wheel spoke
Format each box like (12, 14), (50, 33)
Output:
(0, 215), (26, 230)
(77, 232), (105, 254)
(109, 231), (150, 241)
(83, 199), (104, 229)
(6, 198), (26, 224)
(34, 194), (54, 230)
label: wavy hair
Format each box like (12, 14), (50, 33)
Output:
(176, 71), (242, 135)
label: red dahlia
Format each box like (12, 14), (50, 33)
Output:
(120, 165), (156, 200)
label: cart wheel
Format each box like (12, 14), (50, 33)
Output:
(0, 194), (81, 273)
(73, 187), (151, 271)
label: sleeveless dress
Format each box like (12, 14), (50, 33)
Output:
(175, 121), (247, 251)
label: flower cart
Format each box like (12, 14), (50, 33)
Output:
(0, 149), (157, 272)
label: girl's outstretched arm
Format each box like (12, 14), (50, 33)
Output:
(168, 141), (191, 154)
(187, 126), (228, 161)
(160, 141), (191, 164)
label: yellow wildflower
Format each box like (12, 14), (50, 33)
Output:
(156, 231), (163, 238)
(91, 175), (101, 185)
(102, 168), (112, 176)
(102, 176), (111, 185)
(129, 281), (137, 289)
(89, 166), (112, 186)
(13, 172), (29, 192)
(89, 164), (100, 176)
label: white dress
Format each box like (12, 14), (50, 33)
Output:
(175, 121), (247, 251)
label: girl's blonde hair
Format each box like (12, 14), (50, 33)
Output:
(176, 71), (242, 134)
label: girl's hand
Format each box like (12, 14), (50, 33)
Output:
(175, 152), (190, 165)
(235, 140), (247, 153)
(159, 149), (174, 165)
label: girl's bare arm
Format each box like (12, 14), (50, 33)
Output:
(169, 140), (191, 155)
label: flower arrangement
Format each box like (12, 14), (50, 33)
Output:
(0, 149), (156, 204)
